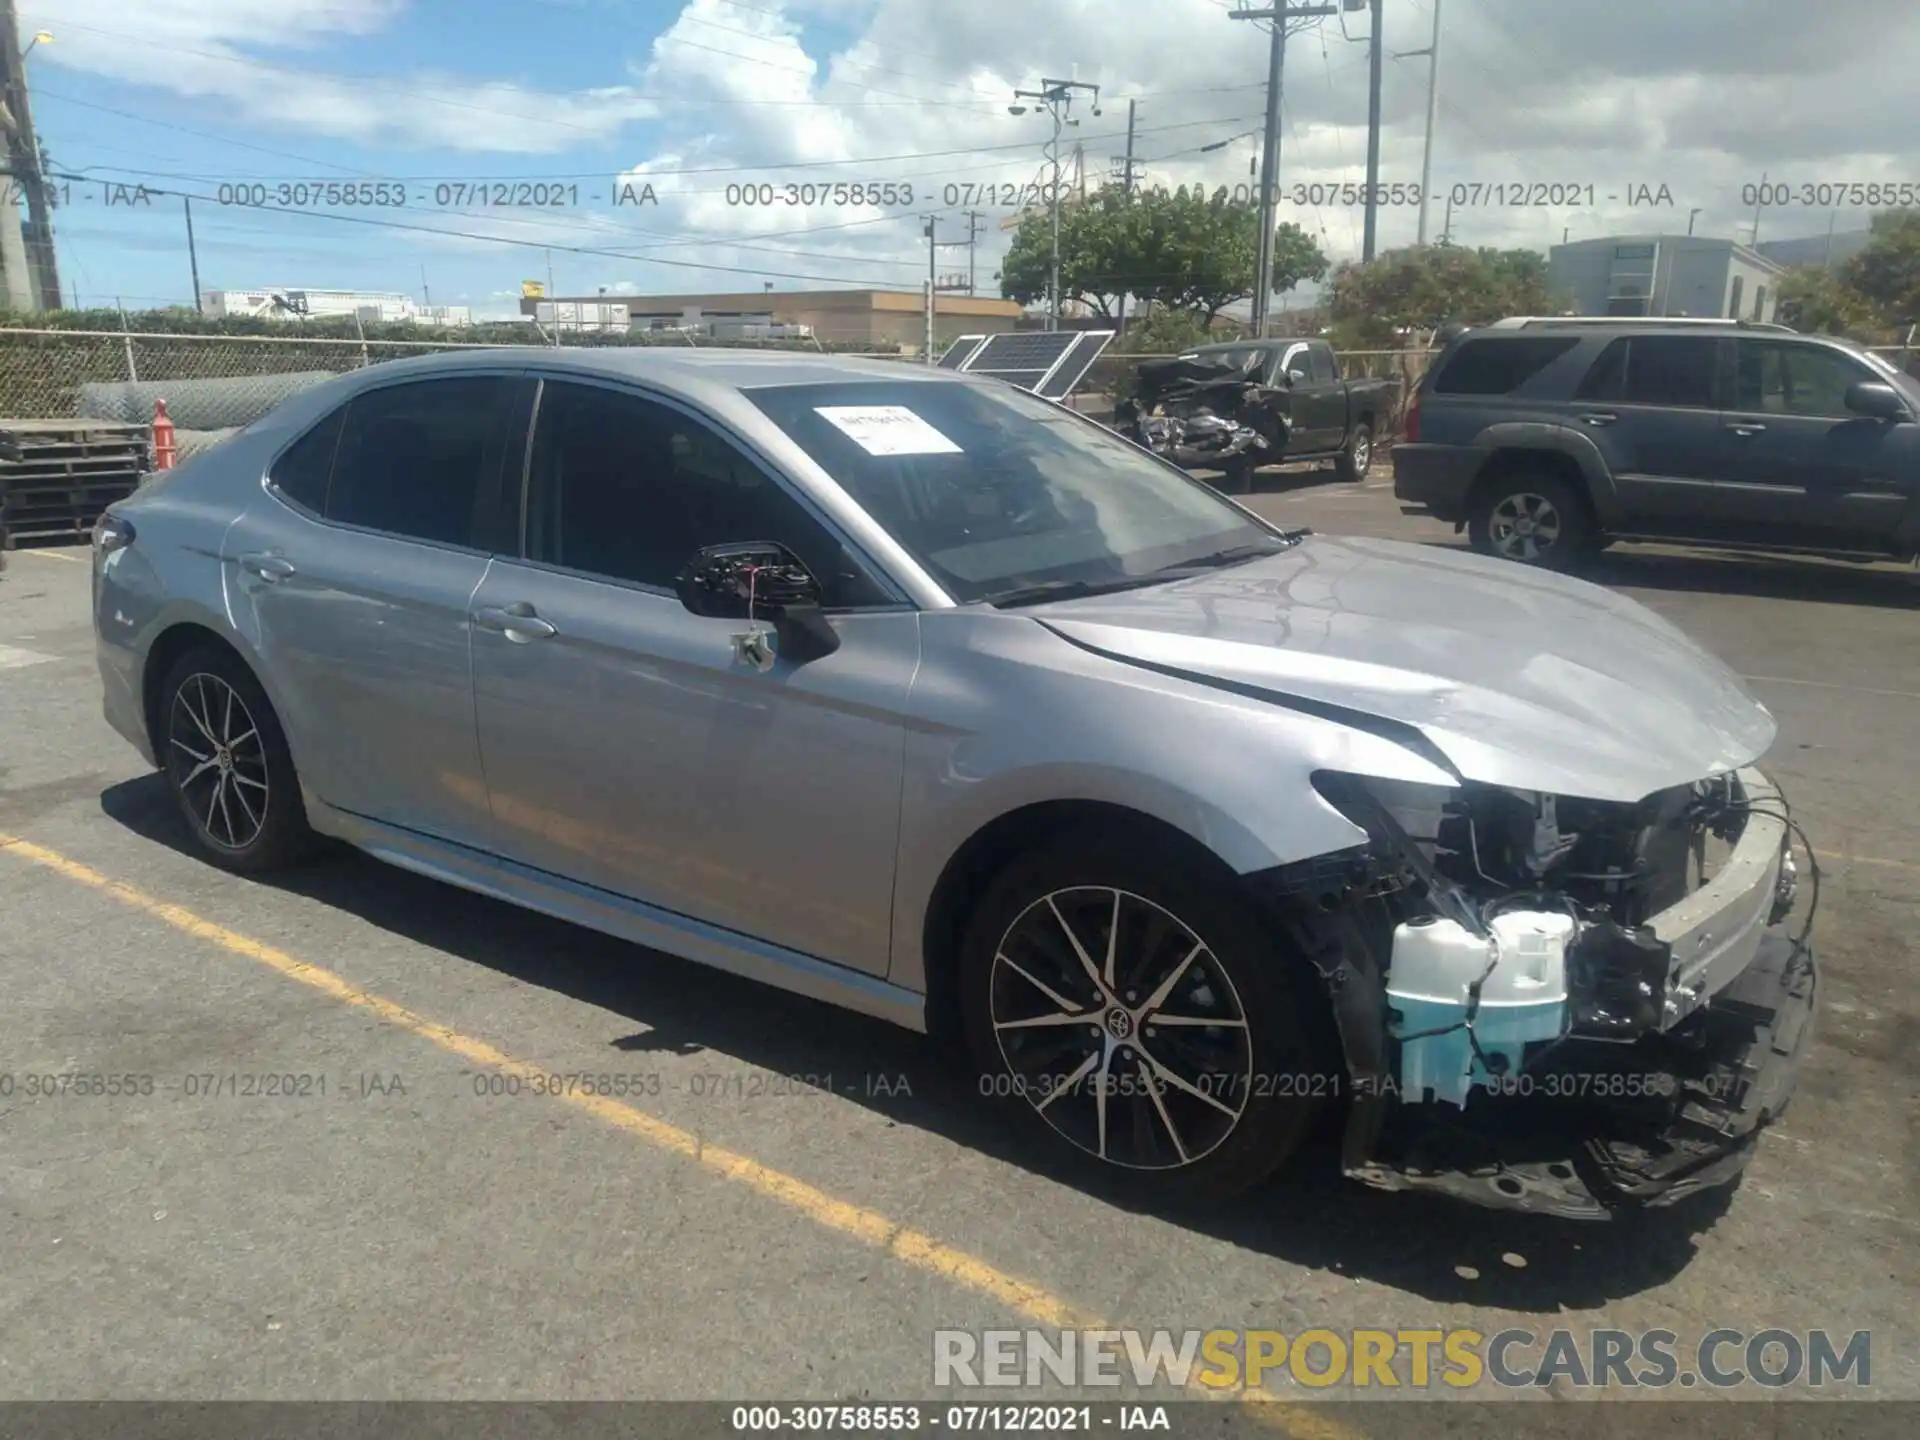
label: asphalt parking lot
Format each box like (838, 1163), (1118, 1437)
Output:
(1, 468), (1916, 1426)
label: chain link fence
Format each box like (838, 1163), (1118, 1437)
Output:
(31, 328), (1909, 447)
(0, 328), (514, 423)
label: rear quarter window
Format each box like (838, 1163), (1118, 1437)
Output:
(1430, 337), (1582, 396)
(267, 405), (345, 513)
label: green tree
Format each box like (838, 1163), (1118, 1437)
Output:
(1776, 265), (1883, 337)
(999, 186), (1139, 318)
(1325, 244), (1555, 346)
(1000, 183), (1327, 322)
(1843, 209), (1920, 328)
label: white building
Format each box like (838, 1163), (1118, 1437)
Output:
(202, 288), (472, 327)
(1546, 236), (1787, 323)
(533, 300), (630, 333)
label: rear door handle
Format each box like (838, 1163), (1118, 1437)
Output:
(1725, 422), (1767, 436)
(473, 602), (558, 642)
(239, 553), (296, 581)
(1577, 412), (1618, 427)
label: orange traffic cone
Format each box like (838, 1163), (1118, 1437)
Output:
(152, 398), (177, 470)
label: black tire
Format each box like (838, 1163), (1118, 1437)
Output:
(1467, 468), (1597, 572)
(1335, 422), (1373, 482)
(157, 645), (316, 873)
(957, 827), (1330, 1202)
(1219, 458), (1259, 494)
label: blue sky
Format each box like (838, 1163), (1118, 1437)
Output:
(16, 0), (1914, 319)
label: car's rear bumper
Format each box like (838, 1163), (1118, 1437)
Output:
(1391, 443), (1485, 522)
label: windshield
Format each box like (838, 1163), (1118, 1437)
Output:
(745, 379), (1287, 604)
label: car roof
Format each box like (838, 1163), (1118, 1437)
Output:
(326, 343), (959, 397)
(1475, 316), (1797, 335)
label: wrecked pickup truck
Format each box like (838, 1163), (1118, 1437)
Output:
(1115, 338), (1394, 487)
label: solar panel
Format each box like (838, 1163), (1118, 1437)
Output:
(937, 334), (987, 370)
(958, 330), (1117, 398)
(1035, 331), (1116, 399)
(962, 331), (1081, 381)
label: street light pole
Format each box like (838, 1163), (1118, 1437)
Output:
(1012, 78), (1101, 332)
(1362, 0), (1384, 261)
(1396, 0), (1445, 246)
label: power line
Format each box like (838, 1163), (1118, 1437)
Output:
(36, 90), (1255, 181)
(35, 164), (954, 288)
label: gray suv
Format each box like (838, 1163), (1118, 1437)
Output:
(1393, 319), (1920, 569)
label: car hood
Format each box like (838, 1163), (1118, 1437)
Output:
(1030, 535), (1774, 802)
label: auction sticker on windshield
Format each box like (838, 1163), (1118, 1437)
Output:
(815, 405), (963, 456)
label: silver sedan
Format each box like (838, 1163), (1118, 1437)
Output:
(91, 347), (1816, 1216)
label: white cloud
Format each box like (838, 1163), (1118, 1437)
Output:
(30, 0), (1920, 298)
(22, 0), (656, 152)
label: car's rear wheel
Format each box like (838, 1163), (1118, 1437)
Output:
(958, 828), (1327, 1201)
(1335, 422), (1373, 482)
(1468, 470), (1596, 571)
(159, 646), (315, 873)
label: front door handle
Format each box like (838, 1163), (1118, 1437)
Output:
(239, 553), (296, 581)
(1578, 412), (1618, 427)
(473, 602), (558, 642)
(1725, 422), (1767, 436)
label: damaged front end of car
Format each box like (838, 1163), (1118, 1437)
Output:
(1251, 767), (1818, 1220)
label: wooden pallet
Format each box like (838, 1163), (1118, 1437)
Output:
(0, 418), (152, 547)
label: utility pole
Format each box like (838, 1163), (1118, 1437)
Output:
(183, 198), (202, 314)
(1231, 5), (1337, 336)
(1398, 0), (1444, 246)
(923, 214), (937, 363)
(1115, 97), (1137, 337)
(1362, 0), (1384, 261)
(1011, 77), (1102, 331)
(965, 209), (985, 295)
(421, 262), (430, 306)
(0, 0), (58, 310)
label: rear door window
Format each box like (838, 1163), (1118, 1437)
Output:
(1618, 336), (1719, 409)
(326, 377), (518, 549)
(1430, 337), (1581, 395)
(1308, 347), (1338, 383)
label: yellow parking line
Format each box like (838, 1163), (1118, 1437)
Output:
(1741, 673), (1920, 703)
(0, 830), (1358, 1439)
(11, 547), (86, 562)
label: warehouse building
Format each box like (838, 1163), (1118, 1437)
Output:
(202, 288), (472, 326)
(523, 288), (1025, 350)
(1546, 236), (1788, 323)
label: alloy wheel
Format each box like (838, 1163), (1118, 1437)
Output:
(1349, 431), (1371, 473)
(166, 672), (271, 851)
(1488, 491), (1563, 561)
(988, 886), (1254, 1170)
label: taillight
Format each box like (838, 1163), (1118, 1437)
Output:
(1402, 389), (1422, 442)
(92, 512), (136, 555)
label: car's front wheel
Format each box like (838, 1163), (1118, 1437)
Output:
(958, 828), (1328, 1201)
(158, 645), (316, 873)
